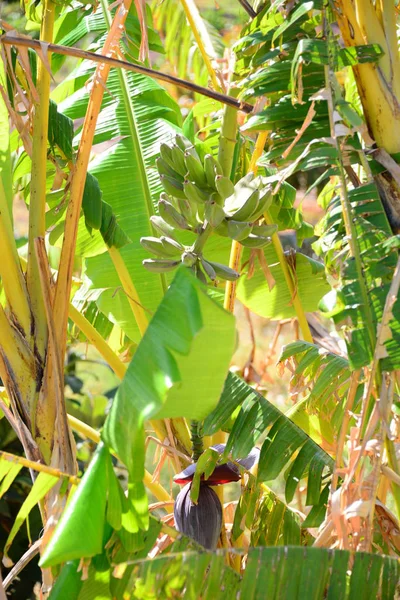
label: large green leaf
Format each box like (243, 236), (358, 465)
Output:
(51, 1), (182, 343)
(40, 445), (108, 567)
(204, 372), (334, 506)
(111, 546), (399, 599)
(236, 247), (329, 319)
(103, 267), (236, 479)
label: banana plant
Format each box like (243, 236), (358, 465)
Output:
(2, 0), (400, 597)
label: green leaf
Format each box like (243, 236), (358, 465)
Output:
(236, 248), (329, 320)
(4, 471), (59, 560)
(205, 373), (333, 504)
(103, 268), (236, 480)
(49, 561), (83, 600)
(121, 546), (399, 599)
(40, 445), (108, 567)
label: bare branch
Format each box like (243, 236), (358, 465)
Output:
(0, 34), (253, 114)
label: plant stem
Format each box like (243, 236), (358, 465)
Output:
(108, 246), (148, 337)
(26, 0), (56, 358)
(0, 178), (31, 337)
(68, 304), (128, 379)
(0, 450), (79, 486)
(190, 420), (204, 461)
(179, 0), (221, 91)
(2, 36), (253, 114)
(66, 414), (171, 502)
(218, 88), (239, 178)
(193, 222), (212, 254)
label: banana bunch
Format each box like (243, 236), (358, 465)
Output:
(141, 134), (277, 282)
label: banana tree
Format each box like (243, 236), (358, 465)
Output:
(1, 0), (400, 597)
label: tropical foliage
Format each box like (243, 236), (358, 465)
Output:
(1, 0), (400, 597)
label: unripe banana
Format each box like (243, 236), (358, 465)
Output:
(184, 152), (207, 187)
(204, 154), (223, 188)
(183, 180), (209, 204)
(227, 220), (253, 241)
(143, 258), (180, 272)
(140, 236), (174, 258)
(251, 223), (277, 237)
(156, 157), (182, 181)
(214, 219), (229, 237)
(159, 198), (190, 230)
(207, 261), (240, 281)
(150, 215), (177, 238)
(201, 258), (217, 281)
(229, 190), (259, 222)
(160, 175), (187, 200)
(210, 191), (224, 207)
(240, 234), (272, 248)
(247, 188), (273, 222)
(170, 144), (188, 177)
(175, 134), (193, 152)
(177, 197), (198, 228)
(160, 144), (176, 171)
(205, 201), (225, 228)
(215, 175), (235, 200)
(160, 236), (183, 254)
(195, 264), (208, 285)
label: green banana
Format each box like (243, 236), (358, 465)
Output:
(226, 220), (253, 241)
(160, 236), (183, 254)
(140, 236), (173, 258)
(200, 258), (217, 281)
(156, 157), (182, 181)
(160, 144), (176, 171)
(215, 175), (235, 200)
(170, 144), (188, 177)
(160, 175), (187, 200)
(175, 134), (193, 152)
(205, 201), (226, 228)
(204, 154), (223, 187)
(251, 223), (278, 237)
(240, 234), (272, 248)
(177, 197), (198, 227)
(183, 180), (209, 204)
(247, 188), (273, 221)
(207, 261), (240, 281)
(184, 152), (207, 187)
(159, 198), (190, 230)
(183, 144), (200, 161)
(195, 265), (208, 286)
(228, 189), (260, 222)
(143, 258), (180, 273)
(214, 219), (229, 237)
(150, 215), (176, 238)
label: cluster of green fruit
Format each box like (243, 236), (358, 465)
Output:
(141, 134), (276, 282)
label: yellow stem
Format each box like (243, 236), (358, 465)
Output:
(107, 246), (148, 337)
(67, 414), (171, 503)
(68, 304), (128, 380)
(335, 0), (400, 153)
(179, 0), (221, 91)
(0, 177), (31, 337)
(0, 450), (79, 486)
(27, 0), (56, 357)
